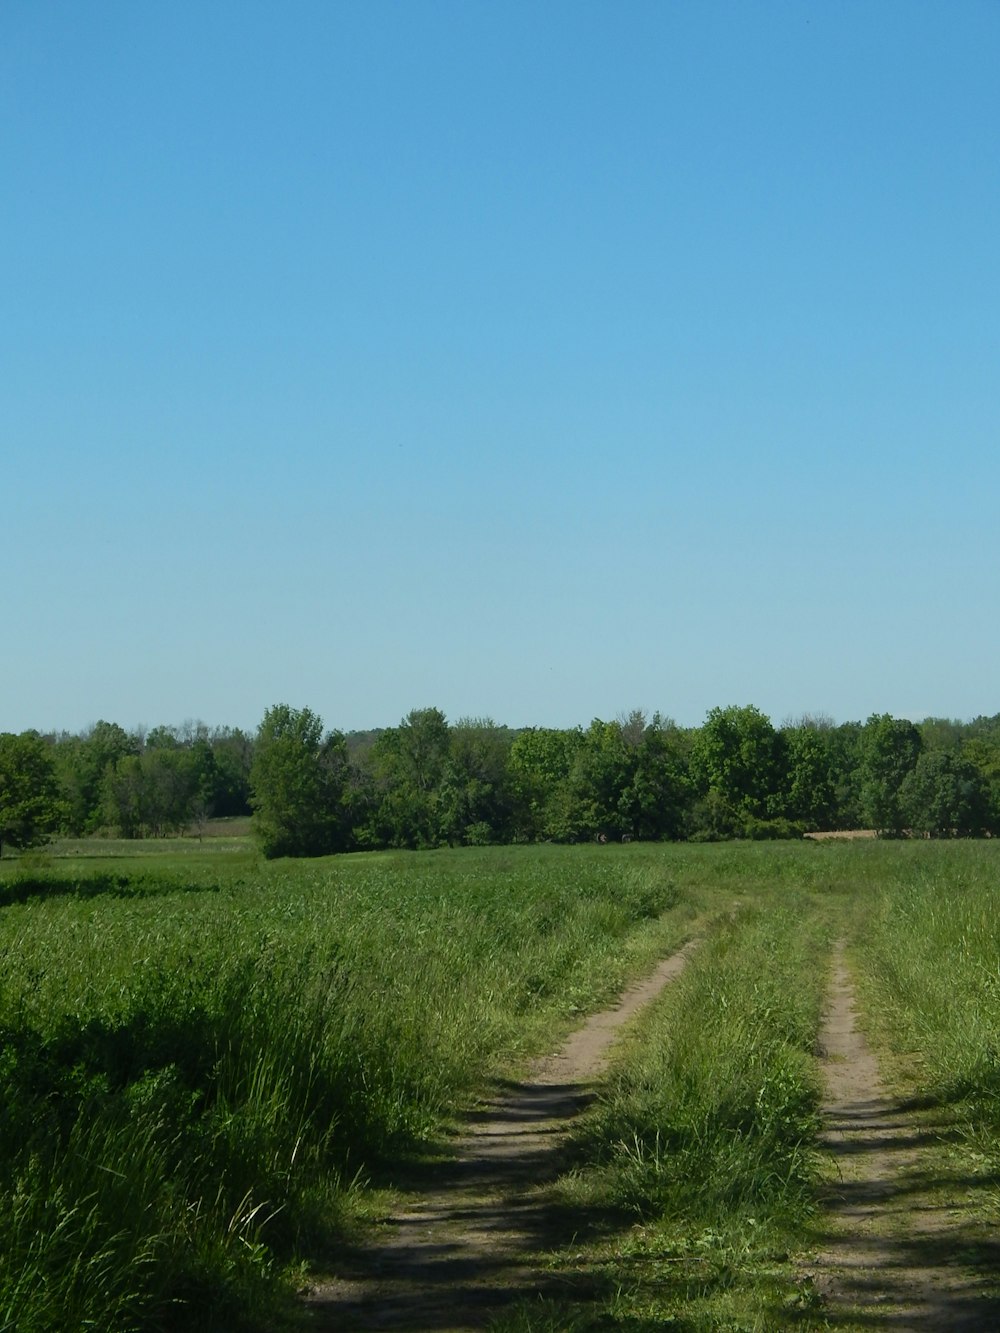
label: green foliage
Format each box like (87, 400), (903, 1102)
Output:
(438, 717), (516, 846)
(0, 731), (62, 857)
(691, 705), (786, 831)
(852, 843), (1000, 1173)
(363, 707), (452, 848)
(507, 726), (584, 841)
(0, 843), (693, 1329)
(858, 712), (922, 836)
(899, 748), (991, 837)
(781, 725), (838, 830)
(250, 705), (348, 858)
(56, 721), (139, 836)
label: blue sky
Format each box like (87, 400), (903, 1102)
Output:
(3, 1), (998, 735)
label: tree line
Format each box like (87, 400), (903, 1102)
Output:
(3, 704), (1000, 858)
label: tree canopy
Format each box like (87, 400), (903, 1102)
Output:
(250, 705), (348, 858)
(0, 731), (62, 856)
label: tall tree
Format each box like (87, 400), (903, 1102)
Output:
(858, 713), (922, 836)
(438, 718), (514, 846)
(618, 720), (692, 841)
(900, 750), (990, 838)
(57, 720), (139, 834)
(250, 705), (348, 858)
(0, 731), (62, 857)
(691, 705), (785, 834)
(506, 727), (584, 842)
(366, 708), (452, 848)
(782, 725), (838, 830)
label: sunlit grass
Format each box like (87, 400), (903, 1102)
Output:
(492, 886), (834, 1330)
(0, 843), (696, 1331)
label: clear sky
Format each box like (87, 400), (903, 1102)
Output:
(3, 1), (998, 736)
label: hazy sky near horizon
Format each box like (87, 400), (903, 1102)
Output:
(3, 1), (998, 736)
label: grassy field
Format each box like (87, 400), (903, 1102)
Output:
(1, 838), (999, 1330)
(0, 841), (700, 1331)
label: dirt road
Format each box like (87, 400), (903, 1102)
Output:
(304, 940), (699, 1330)
(813, 943), (1000, 1329)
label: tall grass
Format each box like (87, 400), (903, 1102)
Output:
(0, 844), (693, 1330)
(498, 880), (835, 1330)
(851, 841), (1000, 1111)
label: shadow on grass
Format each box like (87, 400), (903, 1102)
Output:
(0, 871), (224, 907)
(303, 1070), (747, 1332)
(809, 1095), (1000, 1331)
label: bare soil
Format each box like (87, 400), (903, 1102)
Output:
(303, 940), (699, 1330)
(811, 943), (1000, 1329)
(804, 830), (877, 841)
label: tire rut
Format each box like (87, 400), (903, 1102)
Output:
(304, 939), (699, 1330)
(813, 941), (1000, 1329)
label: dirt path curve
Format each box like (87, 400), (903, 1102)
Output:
(814, 942), (998, 1329)
(304, 939), (699, 1331)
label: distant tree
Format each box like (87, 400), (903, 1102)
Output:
(102, 746), (206, 837)
(962, 735), (1000, 834)
(57, 720), (139, 834)
(691, 705), (786, 834)
(563, 719), (634, 841)
(145, 724), (180, 750)
(208, 728), (254, 817)
(438, 718), (515, 846)
(617, 719), (692, 841)
(827, 721), (865, 830)
(858, 714), (922, 836)
(900, 750), (990, 837)
(364, 708), (452, 848)
(0, 731), (62, 857)
(917, 717), (965, 752)
(250, 705), (348, 858)
(782, 725), (838, 830)
(507, 727), (584, 841)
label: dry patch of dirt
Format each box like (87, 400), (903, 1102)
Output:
(804, 829), (876, 841)
(303, 940), (699, 1330)
(811, 943), (1000, 1329)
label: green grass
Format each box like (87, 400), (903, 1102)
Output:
(0, 843), (697, 1331)
(850, 843), (1000, 1206)
(5, 837), (1000, 1330)
(494, 877), (834, 1331)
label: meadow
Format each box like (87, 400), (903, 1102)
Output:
(1, 838), (999, 1330)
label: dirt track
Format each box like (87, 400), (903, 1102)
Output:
(306, 933), (1000, 1330)
(304, 940), (699, 1330)
(813, 944), (1000, 1329)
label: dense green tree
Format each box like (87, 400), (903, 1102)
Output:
(962, 734), (1000, 833)
(858, 714), (922, 836)
(564, 719), (634, 840)
(827, 720), (865, 829)
(782, 725), (838, 830)
(507, 727), (584, 841)
(0, 731), (62, 856)
(101, 746), (208, 837)
(900, 750), (991, 837)
(206, 727), (254, 817)
(617, 718), (692, 841)
(364, 708), (452, 848)
(250, 705), (348, 858)
(691, 705), (786, 834)
(438, 718), (515, 845)
(57, 720), (139, 834)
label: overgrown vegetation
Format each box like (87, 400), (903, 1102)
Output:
(0, 845), (691, 1331)
(853, 842), (1000, 1142)
(5, 704), (1000, 857)
(3, 837), (1000, 1328)
(494, 853), (836, 1330)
